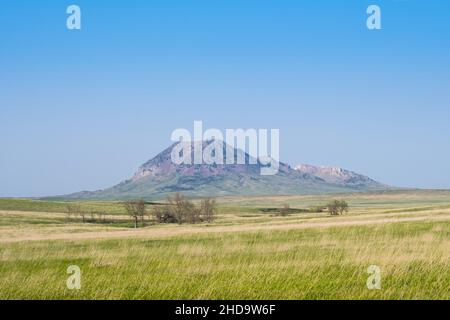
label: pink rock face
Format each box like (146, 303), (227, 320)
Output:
(132, 140), (278, 180)
(294, 164), (377, 186)
(128, 141), (382, 192)
(64, 141), (387, 200)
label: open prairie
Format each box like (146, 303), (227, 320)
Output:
(1, 190), (449, 300)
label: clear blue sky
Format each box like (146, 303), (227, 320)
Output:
(1, 0), (450, 197)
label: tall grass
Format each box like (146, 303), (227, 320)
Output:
(1, 219), (449, 299)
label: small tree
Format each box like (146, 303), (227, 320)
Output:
(327, 200), (338, 215)
(200, 198), (217, 223)
(327, 200), (349, 216)
(124, 200), (146, 228)
(167, 193), (192, 224)
(184, 200), (200, 224)
(337, 200), (349, 215)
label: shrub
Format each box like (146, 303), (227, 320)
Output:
(154, 194), (217, 225)
(327, 200), (349, 216)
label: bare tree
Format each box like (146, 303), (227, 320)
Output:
(123, 200), (146, 228)
(184, 200), (200, 224)
(167, 193), (188, 224)
(153, 195), (217, 225)
(200, 198), (217, 222)
(165, 193), (206, 224)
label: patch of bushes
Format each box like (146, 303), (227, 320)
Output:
(260, 202), (348, 216)
(326, 200), (349, 215)
(152, 193), (217, 225)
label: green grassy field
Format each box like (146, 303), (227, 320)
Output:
(0, 191), (449, 300)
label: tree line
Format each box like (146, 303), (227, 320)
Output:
(65, 204), (108, 223)
(64, 194), (217, 228)
(65, 196), (347, 229)
(124, 193), (217, 228)
(276, 200), (349, 216)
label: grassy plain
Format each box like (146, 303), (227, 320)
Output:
(0, 190), (449, 299)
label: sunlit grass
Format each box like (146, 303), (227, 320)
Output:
(0, 191), (449, 300)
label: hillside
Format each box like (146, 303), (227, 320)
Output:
(62, 141), (389, 200)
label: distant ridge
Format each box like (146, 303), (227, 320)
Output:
(61, 141), (390, 200)
(294, 164), (385, 189)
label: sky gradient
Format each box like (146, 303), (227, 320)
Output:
(1, 0), (450, 197)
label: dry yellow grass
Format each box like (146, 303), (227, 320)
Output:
(1, 207), (450, 243)
(0, 191), (449, 299)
